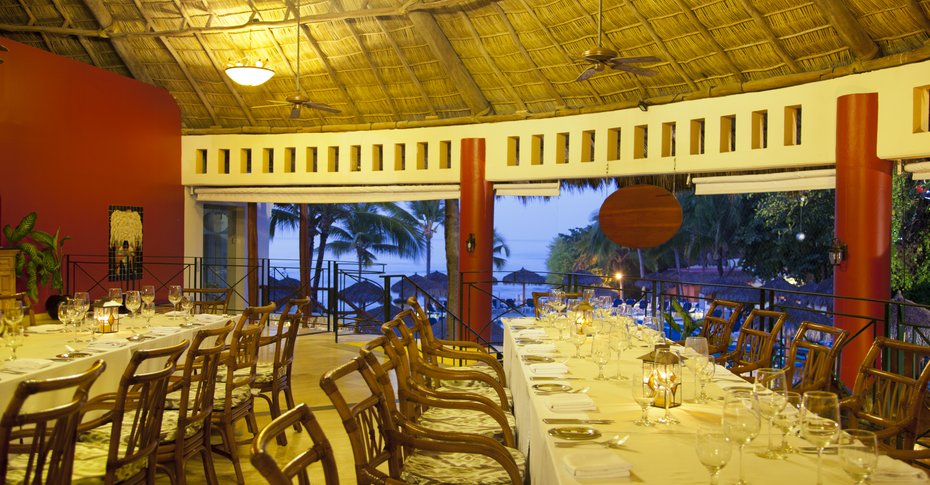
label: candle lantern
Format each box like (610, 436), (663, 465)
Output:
(94, 300), (120, 333)
(638, 346), (682, 414)
(574, 301), (594, 326)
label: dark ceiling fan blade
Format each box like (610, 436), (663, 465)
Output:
(303, 102), (341, 114)
(609, 56), (661, 64)
(611, 64), (659, 77)
(290, 106), (301, 119)
(575, 66), (597, 82)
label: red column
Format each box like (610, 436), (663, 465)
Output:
(834, 93), (891, 385)
(459, 138), (493, 342)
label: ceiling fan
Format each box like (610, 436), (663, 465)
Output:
(575, 0), (660, 81)
(252, 0), (339, 118)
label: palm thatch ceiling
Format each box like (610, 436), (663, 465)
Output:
(2, 0), (929, 134)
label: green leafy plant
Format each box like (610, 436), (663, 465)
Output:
(2, 212), (70, 300)
(664, 300), (702, 338)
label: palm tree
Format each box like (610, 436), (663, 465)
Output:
(327, 203), (423, 275)
(409, 200), (444, 274)
(493, 229), (510, 270)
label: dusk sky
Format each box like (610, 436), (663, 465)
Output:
(268, 186), (614, 277)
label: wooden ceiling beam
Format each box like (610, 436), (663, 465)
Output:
(161, 37), (221, 126)
(80, 0), (154, 84)
(194, 32), (257, 126)
(408, 11), (491, 115)
(671, 0), (744, 82)
(491, 3), (565, 108)
(810, 0), (879, 59)
(299, 24), (362, 120)
(15, 0), (54, 58)
(625, 0), (697, 92)
(904, 0), (930, 37)
(735, 0), (800, 73)
(459, 12), (527, 112)
(330, 2), (399, 117)
(373, 19), (439, 117)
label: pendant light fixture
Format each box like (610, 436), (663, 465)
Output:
(225, 20), (274, 86)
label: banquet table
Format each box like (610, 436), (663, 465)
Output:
(0, 312), (237, 414)
(502, 316), (928, 485)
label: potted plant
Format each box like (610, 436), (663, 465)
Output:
(2, 212), (70, 317)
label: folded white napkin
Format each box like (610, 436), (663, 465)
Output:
(872, 455), (928, 482)
(529, 362), (568, 375)
(4, 358), (54, 373)
(563, 451), (632, 479)
(193, 313), (228, 324)
(523, 343), (558, 354)
(514, 328), (547, 338)
(546, 393), (596, 412)
(27, 324), (66, 334)
(164, 310), (187, 317)
(148, 326), (183, 336)
(85, 339), (129, 351)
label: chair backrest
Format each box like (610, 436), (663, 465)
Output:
(729, 309), (788, 369)
(0, 292), (36, 328)
(847, 336), (930, 449)
(0, 359), (106, 483)
(89, 340), (189, 483)
(250, 403), (339, 485)
(223, 304), (272, 407)
(783, 321), (848, 393)
(182, 287), (233, 315)
(700, 299), (744, 354)
(265, 297), (310, 384)
(173, 321), (234, 442)
(319, 355), (402, 484)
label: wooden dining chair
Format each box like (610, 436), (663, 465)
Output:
(0, 292), (36, 328)
(366, 335), (517, 447)
(693, 299), (743, 355)
(157, 321), (234, 485)
(253, 297), (310, 444)
(841, 336), (930, 455)
(783, 321), (848, 393)
(212, 302), (274, 483)
(182, 287), (233, 315)
(320, 353), (524, 485)
(73, 340), (189, 484)
(250, 403), (339, 485)
(716, 308), (787, 378)
(0, 359), (106, 484)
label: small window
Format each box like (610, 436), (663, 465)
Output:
(306, 147), (318, 173)
(195, 149), (207, 174)
(218, 149), (230, 174)
(634, 125), (648, 159)
(720, 115), (736, 153)
(262, 148), (274, 173)
(372, 145), (383, 171)
(607, 128), (621, 161)
(351, 145), (361, 172)
(327, 146), (339, 173)
(690, 119), (705, 155)
(661, 123), (676, 157)
(531, 135), (544, 165)
(581, 130), (595, 162)
(417, 142), (428, 170)
(556, 132), (569, 164)
(752, 110), (768, 149)
(507, 136), (520, 166)
(284, 147), (296, 173)
(784, 106), (801, 146)
(439, 141), (451, 169)
(240, 148), (252, 174)
(394, 144), (406, 171)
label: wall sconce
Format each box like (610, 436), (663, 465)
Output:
(828, 237), (847, 266)
(465, 233), (476, 253)
(638, 99), (649, 112)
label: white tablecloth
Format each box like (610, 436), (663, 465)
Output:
(503, 317), (927, 484)
(0, 313), (237, 414)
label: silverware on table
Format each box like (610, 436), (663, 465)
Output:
(543, 418), (614, 424)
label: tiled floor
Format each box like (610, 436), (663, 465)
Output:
(161, 330), (376, 484)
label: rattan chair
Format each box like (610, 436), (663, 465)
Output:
(212, 302), (274, 483)
(250, 403), (339, 485)
(841, 336), (930, 456)
(253, 297), (310, 444)
(716, 308), (787, 378)
(0, 359), (106, 483)
(182, 287), (233, 315)
(321, 354), (524, 485)
(691, 299), (743, 355)
(157, 321), (234, 485)
(74, 340), (189, 484)
(783, 321), (848, 393)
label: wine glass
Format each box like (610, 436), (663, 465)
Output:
(653, 349), (681, 425)
(753, 368), (788, 459)
(571, 322), (587, 358)
(643, 316), (663, 347)
(697, 358), (717, 403)
(592, 336), (611, 380)
(125, 290), (141, 319)
(609, 326), (630, 381)
(775, 391), (802, 455)
(722, 389), (760, 485)
(839, 429), (878, 485)
(168, 285), (182, 318)
(108, 288), (123, 305)
(632, 366), (657, 426)
(3, 302), (24, 361)
(696, 427), (732, 485)
(180, 295), (194, 326)
(800, 391), (840, 485)
(73, 291), (90, 321)
(141, 285), (155, 304)
(141, 300), (156, 328)
(685, 336), (710, 402)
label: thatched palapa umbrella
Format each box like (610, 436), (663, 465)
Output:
(340, 280), (384, 310)
(503, 268), (546, 305)
(391, 274), (445, 300)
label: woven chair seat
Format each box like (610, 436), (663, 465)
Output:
(401, 446), (526, 485)
(79, 410), (204, 447)
(66, 441), (148, 484)
(417, 407), (517, 443)
(438, 364), (498, 389)
(165, 382), (251, 411)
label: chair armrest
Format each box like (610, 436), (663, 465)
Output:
(402, 385), (515, 447)
(415, 361), (510, 410)
(425, 347), (506, 385)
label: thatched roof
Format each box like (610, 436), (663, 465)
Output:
(3, 1), (930, 134)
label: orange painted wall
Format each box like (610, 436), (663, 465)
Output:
(0, 37), (183, 306)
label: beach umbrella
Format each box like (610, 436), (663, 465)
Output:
(503, 267), (546, 305)
(340, 280), (384, 309)
(391, 274), (445, 299)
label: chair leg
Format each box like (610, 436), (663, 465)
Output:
(201, 445), (219, 485)
(217, 420), (245, 484)
(284, 386), (300, 432)
(270, 390), (287, 446)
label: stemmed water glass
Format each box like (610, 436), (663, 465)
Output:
(685, 336), (710, 401)
(125, 290), (141, 319)
(753, 368), (788, 459)
(632, 366), (657, 426)
(696, 359), (716, 403)
(108, 288), (123, 305)
(168, 285), (182, 318)
(609, 326), (629, 381)
(839, 429), (878, 484)
(696, 427), (732, 485)
(570, 322), (587, 358)
(722, 389), (760, 485)
(800, 391), (840, 485)
(59, 300), (80, 343)
(774, 391), (802, 455)
(591, 336), (611, 380)
(73, 291), (89, 325)
(653, 349), (681, 425)
(643, 316), (663, 347)
(180, 295), (194, 326)
(141, 301), (156, 328)
(2, 302), (24, 360)
(141, 285), (155, 305)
